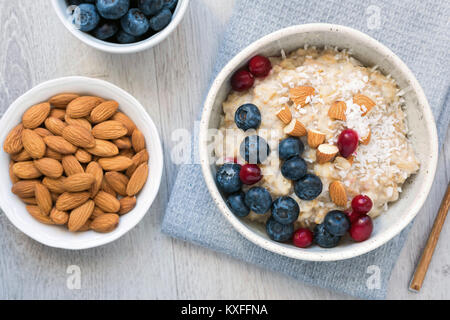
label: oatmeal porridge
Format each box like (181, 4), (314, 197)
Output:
(214, 47), (419, 232)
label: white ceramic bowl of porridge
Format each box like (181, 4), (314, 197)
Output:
(199, 24), (438, 261)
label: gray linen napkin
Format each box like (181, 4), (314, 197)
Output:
(162, 0), (450, 299)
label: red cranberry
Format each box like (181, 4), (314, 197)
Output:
(349, 215), (373, 242)
(248, 55), (272, 78)
(239, 164), (262, 185)
(337, 129), (359, 158)
(344, 209), (363, 224)
(231, 70), (255, 92)
(351, 195), (373, 214)
(293, 228), (313, 248)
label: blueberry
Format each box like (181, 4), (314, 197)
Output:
(96, 0), (129, 19)
(281, 156), (307, 181)
(266, 218), (294, 242)
(72, 3), (100, 32)
(121, 8), (150, 36)
(227, 192), (250, 217)
(92, 21), (119, 40)
(116, 29), (139, 43)
(163, 0), (177, 10)
(278, 137), (304, 160)
(234, 103), (261, 131)
(323, 210), (350, 236)
(244, 187), (272, 214)
(271, 196), (299, 225)
(138, 0), (164, 15)
(313, 223), (341, 248)
(215, 163), (242, 194)
(149, 8), (172, 31)
(68, 0), (95, 5)
(294, 173), (323, 200)
(240, 135), (270, 164)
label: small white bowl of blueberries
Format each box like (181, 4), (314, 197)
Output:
(52, 0), (189, 54)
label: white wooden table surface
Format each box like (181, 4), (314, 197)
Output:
(0, 0), (449, 300)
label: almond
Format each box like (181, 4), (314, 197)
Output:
(66, 96), (103, 118)
(22, 102), (51, 129)
(34, 128), (53, 137)
(12, 161), (42, 179)
(105, 172), (129, 196)
(26, 205), (54, 225)
(307, 129), (326, 148)
(77, 220), (92, 232)
(113, 136), (132, 149)
(63, 173), (95, 192)
(85, 139), (119, 157)
(56, 192), (90, 211)
(92, 120), (127, 140)
(62, 125), (95, 148)
(44, 117), (66, 136)
(347, 155), (355, 165)
(12, 180), (39, 198)
(126, 149), (149, 177)
(112, 112), (136, 136)
(42, 176), (66, 194)
(316, 144), (339, 164)
(20, 197), (37, 205)
(360, 129), (371, 145)
(275, 105), (292, 124)
(119, 196), (136, 215)
(334, 156), (352, 170)
(90, 214), (119, 233)
(98, 156), (133, 171)
(75, 149), (92, 163)
(86, 161), (103, 198)
(289, 86), (315, 107)
(126, 163), (148, 196)
(62, 155), (84, 176)
(68, 200), (95, 232)
(3, 124), (23, 154)
(328, 101), (347, 121)
(101, 179), (117, 197)
(44, 136), (77, 154)
(92, 206), (105, 218)
(45, 148), (63, 160)
(64, 114), (92, 131)
(33, 158), (63, 178)
(329, 181), (348, 207)
(90, 100), (119, 123)
(9, 161), (20, 184)
(94, 191), (120, 213)
(49, 93), (80, 109)
(120, 148), (135, 159)
(22, 129), (46, 159)
(49, 108), (66, 120)
(11, 149), (31, 162)
(284, 119), (307, 136)
(353, 94), (375, 116)
(35, 183), (52, 215)
(50, 208), (69, 225)
(131, 129), (146, 152)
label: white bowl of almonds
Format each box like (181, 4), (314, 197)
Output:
(199, 24), (438, 261)
(0, 76), (163, 250)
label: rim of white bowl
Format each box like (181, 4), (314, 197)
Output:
(0, 76), (164, 250)
(51, 0), (190, 54)
(199, 23), (439, 261)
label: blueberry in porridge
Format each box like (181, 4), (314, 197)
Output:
(214, 47), (419, 248)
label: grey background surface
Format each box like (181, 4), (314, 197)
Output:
(0, 0), (449, 299)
